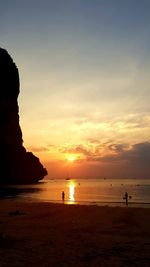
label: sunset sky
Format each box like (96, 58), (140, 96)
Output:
(1, 0), (150, 178)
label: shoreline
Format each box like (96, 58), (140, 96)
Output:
(1, 196), (150, 208)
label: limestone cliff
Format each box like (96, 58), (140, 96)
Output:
(0, 48), (47, 184)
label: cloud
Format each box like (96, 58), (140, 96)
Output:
(107, 143), (128, 153)
(59, 141), (150, 167)
(45, 141), (150, 179)
(119, 142), (150, 165)
(58, 145), (92, 158)
(84, 142), (150, 179)
(28, 146), (53, 153)
(69, 145), (92, 156)
(59, 142), (124, 160)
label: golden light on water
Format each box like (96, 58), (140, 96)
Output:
(68, 181), (75, 203)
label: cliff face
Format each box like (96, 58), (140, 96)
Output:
(0, 48), (47, 184)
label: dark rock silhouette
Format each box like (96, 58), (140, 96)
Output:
(0, 48), (47, 184)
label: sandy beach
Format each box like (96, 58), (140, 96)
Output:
(0, 200), (150, 267)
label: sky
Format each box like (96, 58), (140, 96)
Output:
(1, 0), (150, 178)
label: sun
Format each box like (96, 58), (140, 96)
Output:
(68, 155), (76, 162)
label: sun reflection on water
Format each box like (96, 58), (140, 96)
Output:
(68, 181), (76, 204)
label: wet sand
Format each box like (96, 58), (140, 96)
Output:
(0, 200), (150, 267)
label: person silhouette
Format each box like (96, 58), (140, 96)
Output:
(62, 191), (65, 202)
(124, 192), (128, 206)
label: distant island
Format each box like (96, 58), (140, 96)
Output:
(0, 48), (47, 184)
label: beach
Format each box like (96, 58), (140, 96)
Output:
(0, 200), (150, 267)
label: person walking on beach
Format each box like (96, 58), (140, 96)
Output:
(62, 191), (65, 202)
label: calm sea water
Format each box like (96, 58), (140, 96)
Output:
(1, 178), (150, 207)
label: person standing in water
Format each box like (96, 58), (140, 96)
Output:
(62, 191), (65, 202)
(124, 192), (128, 206)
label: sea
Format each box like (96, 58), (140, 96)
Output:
(0, 178), (150, 208)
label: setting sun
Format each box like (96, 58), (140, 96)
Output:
(68, 155), (76, 162)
